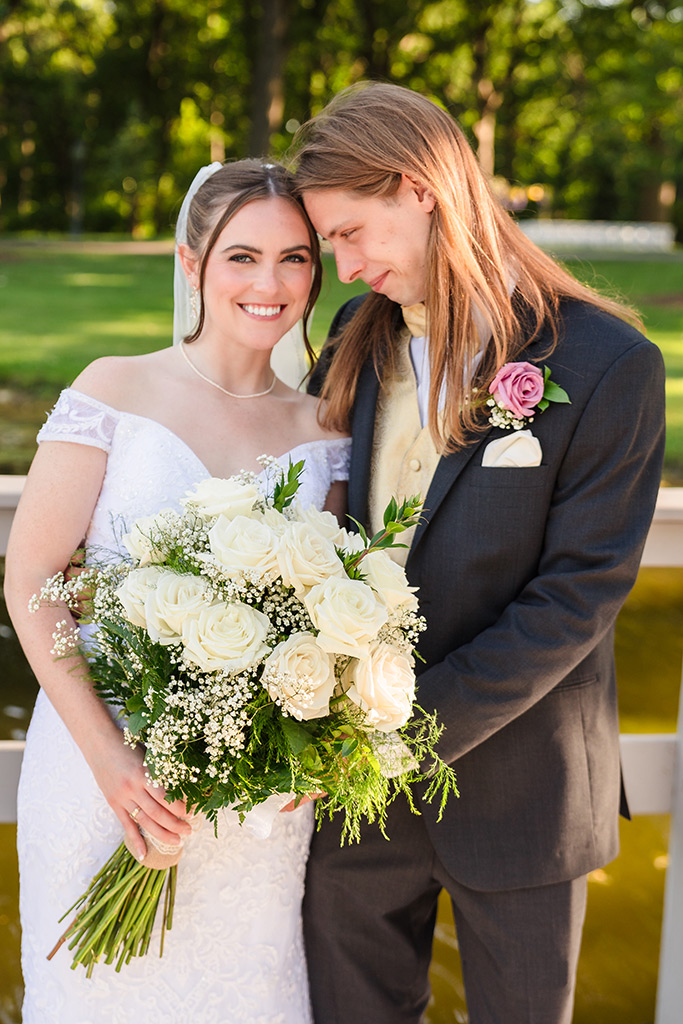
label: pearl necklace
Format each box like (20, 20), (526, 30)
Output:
(179, 341), (276, 399)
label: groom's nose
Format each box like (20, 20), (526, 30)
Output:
(334, 249), (364, 285)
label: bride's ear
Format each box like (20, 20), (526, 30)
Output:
(177, 244), (199, 289)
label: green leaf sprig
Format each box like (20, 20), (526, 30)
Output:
(537, 365), (571, 413)
(272, 458), (305, 512)
(344, 495), (424, 575)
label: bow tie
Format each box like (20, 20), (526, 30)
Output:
(401, 302), (427, 338)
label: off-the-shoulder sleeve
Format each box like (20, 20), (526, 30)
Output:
(36, 388), (119, 453)
(326, 438), (351, 483)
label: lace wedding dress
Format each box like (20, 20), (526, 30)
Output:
(17, 387), (351, 1024)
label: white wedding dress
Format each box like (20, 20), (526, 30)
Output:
(17, 387), (351, 1024)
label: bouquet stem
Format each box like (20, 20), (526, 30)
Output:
(47, 842), (177, 975)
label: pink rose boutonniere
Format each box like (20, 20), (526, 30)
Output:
(487, 361), (570, 430)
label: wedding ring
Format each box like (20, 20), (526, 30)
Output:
(129, 805), (141, 822)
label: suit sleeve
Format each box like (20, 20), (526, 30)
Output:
(419, 338), (666, 763)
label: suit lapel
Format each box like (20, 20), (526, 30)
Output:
(348, 361), (380, 525)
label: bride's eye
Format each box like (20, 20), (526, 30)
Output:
(228, 253), (255, 263)
(283, 253), (308, 264)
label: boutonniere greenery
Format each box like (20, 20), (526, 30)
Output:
(486, 361), (570, 431)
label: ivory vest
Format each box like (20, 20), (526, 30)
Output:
(368, 333), (443, 566)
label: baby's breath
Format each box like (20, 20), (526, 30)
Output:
(486, 396), (528, 431)
(50, 620), (81, 657)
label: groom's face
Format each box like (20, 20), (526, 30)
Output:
(303, 177), (435, 307)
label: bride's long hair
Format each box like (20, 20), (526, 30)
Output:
(182, 160), (322, 365)
(291, 83), (641, 452)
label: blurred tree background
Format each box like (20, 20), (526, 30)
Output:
(0, 0), (682, 238)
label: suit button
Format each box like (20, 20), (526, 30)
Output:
(409, 458), (421, 472)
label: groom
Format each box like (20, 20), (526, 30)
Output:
(293, 82), (666, 1023)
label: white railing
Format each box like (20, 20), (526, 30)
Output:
(519, 219), (676, 253)
(2, 477), (682, 565)
(1, 477), (683, 1019)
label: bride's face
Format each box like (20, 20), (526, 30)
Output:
(199, 196), (314, 351)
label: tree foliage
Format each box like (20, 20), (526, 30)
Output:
(0, 0), (681, 236)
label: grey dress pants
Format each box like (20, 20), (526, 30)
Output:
(303, 795), (587, 1024)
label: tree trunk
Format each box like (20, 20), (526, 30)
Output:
(68, 139), (86, 237)
(357, 0), (390, 79)
(469, 13), (496, 175)
(473, 80), (501, 178)
(248, 0), (292, 157)
(146, 0), (173, 235)
(637, 125), (667, 222)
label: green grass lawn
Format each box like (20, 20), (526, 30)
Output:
(0, 243), (681, 478)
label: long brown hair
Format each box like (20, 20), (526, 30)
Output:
(291, 83), (641, 451)
(181, 159), (322, 366)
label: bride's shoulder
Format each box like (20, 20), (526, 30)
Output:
(71, 349), (175, 410)
(284, 389), (349, 444)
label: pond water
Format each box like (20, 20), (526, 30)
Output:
(1, 566), (682, 1022)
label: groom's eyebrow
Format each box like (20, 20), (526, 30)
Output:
(324, 220), (353, 241)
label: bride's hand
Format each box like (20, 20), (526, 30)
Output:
(280, 792), (326, 813)
(88, 734), (193, 862)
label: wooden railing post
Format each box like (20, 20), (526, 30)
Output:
(0, 740), (25, 823)
(655, 663), (683, 1023)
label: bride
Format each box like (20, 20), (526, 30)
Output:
(4, 160), (350, 1023)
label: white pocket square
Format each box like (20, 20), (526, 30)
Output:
(481, 429), (542, 468)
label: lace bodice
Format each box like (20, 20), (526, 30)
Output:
(38, 387), (351, 561)
(19, 386), (351, 1023)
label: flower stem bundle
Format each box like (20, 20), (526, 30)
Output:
(47, 843), (176, 976)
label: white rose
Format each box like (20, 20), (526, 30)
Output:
(259, 506), (290, 537)
(335, 526), (367, 556)
(304, 577), (388, 658)
(294, 504), (345, 544)
(277, 521), (347, 595)
(144, 572), (211, 645)
(208, 514), (279, 579)
(361, 551), (419, 612)
(181, 600), (270, 673)
(262, 632), (336, 720)
(182, 477), (260, 521)
(115, 566), (165, 629)
(122, 510), (175, 566)
(344, 643), (416, 732)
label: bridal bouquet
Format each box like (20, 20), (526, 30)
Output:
(33, 457), (457, 975)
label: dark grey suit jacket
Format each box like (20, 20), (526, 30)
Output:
(312, 296), (665, 892)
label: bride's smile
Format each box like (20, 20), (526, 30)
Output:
(239, 303), (285, 319)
